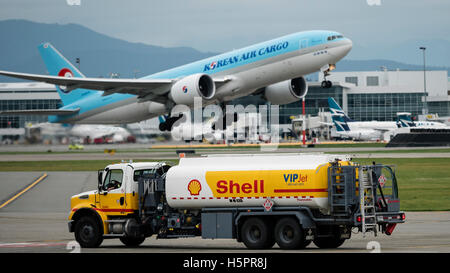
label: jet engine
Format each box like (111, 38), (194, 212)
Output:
(169, 74), (215, 105)
(264, 76), (308, 105)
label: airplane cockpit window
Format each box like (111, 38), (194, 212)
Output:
(327, 35), (344, 41)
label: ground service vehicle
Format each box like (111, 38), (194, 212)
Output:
(68, 154), (405, 249)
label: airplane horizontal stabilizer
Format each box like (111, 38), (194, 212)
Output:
(0, 108), (80, 116)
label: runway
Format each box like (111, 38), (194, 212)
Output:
(1, 143), (449, 161)
(0, 171), (449, 253)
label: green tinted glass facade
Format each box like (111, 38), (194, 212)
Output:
(347, 93), (423, 121)
(428, 101), (450, 117)
(0, 99), (61, 128)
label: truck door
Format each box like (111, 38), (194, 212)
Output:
(99, 168), (129, 215)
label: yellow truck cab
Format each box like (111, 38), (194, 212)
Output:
(68, 162), (171, 247)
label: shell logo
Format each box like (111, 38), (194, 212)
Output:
(188, 179), (202, 196)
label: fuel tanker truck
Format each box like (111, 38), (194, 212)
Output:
(68, 153), (405, 249)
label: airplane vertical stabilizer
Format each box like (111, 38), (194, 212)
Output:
(328, 97), (353, 122)
(38, 43), (97, 106)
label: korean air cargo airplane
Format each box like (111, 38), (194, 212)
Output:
(0, 31), (352, 131)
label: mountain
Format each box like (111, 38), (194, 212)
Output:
(0, 20), (448, 83)
(347, 39), (450, 68)
(0, 19), (216, 81)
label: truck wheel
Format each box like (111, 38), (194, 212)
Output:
(313, 228), (346, 249)
(120, 236), (145, 247)
(74, 216), (103, 248)
(274, 217), (305, 249)
(241, 217), (274, 249)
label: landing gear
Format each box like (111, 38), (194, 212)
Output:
(321, 80), (332, 88)
(321, 64), (335, 89)
(159, 114), (184, 132)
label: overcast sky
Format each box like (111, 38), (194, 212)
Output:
(1, 0), (449, 54)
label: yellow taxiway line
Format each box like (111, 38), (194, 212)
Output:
(0, 173), (48, 209)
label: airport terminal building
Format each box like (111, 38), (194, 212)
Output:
(1, 70), (449, 139)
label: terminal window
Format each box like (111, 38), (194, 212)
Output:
(367, 76), (379, 86)
(345, 76), (358, 86)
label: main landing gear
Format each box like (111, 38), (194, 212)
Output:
(159, 114), (184, 132)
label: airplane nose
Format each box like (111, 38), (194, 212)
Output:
(342, 38), (353, 55)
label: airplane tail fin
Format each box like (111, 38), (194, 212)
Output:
(38, 43), (97, 106)
(396, 112), (415, 128)
(331, 113), (350, 132)
(328, 97), (353, 122)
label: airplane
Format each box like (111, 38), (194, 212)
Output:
(396, 112), (447, 129)
(170, 112), (268, 144)
(27, 122), (133, 143)
(69, 124), (133, 143)
(0, 31), (352, 132)
(330, 113), (383, 141)
(328, 97), (398, 131)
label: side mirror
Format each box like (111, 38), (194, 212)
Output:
(97, 169), (104, 192)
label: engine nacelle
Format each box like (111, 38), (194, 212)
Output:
(169, 74), (215, 105)
(264, 77), (308, 105)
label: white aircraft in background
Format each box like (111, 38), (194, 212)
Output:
(331, 113), (383, 141)
(328, 97), (398, 131)
(28, 123), (133, 143)
(69, 124), (132, 143)
(0, 31), (352, 132)
(396, 112), (447, 129)
(170, 112), (269, 144)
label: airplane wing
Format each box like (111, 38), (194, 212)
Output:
(0, 70), (231, 102)
(0, 108), (80, 116)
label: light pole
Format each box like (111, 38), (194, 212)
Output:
(419, 47), (428, 115)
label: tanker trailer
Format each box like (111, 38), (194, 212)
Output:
(68, 154), (405, 249)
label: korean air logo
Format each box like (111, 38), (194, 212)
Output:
(182, 86), (188, 93)
(57, 68), (74, 93)
(209, 62), (217, 70)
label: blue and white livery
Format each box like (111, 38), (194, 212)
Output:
(0, 31), (352, 131)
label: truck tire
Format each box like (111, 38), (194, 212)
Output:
(241, 217), (274, 249)
(120, 236), (145, 247)
(274, 217), (305, 249)
(74, 216), (103, 248)
(313, 228), (346, 249)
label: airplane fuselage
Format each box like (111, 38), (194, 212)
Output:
(47, 30), (352, 124)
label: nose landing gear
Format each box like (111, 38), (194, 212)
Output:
(321, 64), (335, 89)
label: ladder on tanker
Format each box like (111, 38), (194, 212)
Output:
(328, 165), (355, 217)
(359, 167), (377, 237)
